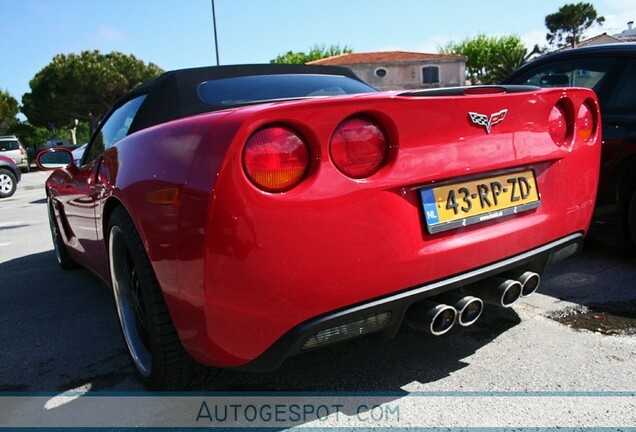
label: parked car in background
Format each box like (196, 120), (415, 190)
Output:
(37, 64), (601, 389)
(0, 154), (21, 198)
(503, 43), (636, 251)
(43, 138), (72, 149)
(0, 135), (30, 172)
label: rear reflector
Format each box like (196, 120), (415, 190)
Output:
(145, 188), (180, 205)
(243, 126), (310, 192)
(302, 311), (391, 350)
(330, 116), (389, 179)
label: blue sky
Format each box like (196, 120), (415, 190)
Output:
(1, 0), (636, 105)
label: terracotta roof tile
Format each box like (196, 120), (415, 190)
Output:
(307, 51), (465, 65)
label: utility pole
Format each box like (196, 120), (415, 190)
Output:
(211, 0), (220, 65)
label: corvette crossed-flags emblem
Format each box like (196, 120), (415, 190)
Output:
(468, 109), (508, 134)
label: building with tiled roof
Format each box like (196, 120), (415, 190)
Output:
(577, 33), (623, 46)
(559, 22), (636, 52)
(308, 51), (466, 90)
(554, 33), (623, 52)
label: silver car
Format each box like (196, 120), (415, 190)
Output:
(0, 135), (29, 172)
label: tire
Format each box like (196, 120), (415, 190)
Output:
(108, 206), (211, 389)
(48, 198), (78, 269)
(0, 168), (17, 198)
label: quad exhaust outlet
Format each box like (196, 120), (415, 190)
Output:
(404, 269), (541, 335)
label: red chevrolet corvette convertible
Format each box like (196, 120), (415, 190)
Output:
(37, 64), (601, 389)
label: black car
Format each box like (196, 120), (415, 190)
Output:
(503, 43), (636, 251)
(0, 154), (21, 198)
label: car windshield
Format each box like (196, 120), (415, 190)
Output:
(198, 74), (376, 107)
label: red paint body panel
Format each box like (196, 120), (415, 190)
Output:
(45, 88), (601, 368)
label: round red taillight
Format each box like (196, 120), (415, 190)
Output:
(330, 116), (389, 179)
(576, 102), (595, 142)
(548, 103), (569, 146)
(243, 126), (310, 192)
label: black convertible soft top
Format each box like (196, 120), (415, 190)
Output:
(125, 64), (374, 135)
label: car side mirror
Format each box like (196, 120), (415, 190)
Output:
(36, 148), (74, 170)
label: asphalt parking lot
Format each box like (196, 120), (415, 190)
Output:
(1, 170), (635, 428)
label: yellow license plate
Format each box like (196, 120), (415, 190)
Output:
(420, 170), (540, 234)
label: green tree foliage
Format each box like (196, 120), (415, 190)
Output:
(441, 35), (535, 84)
(22, 50), (163, 133)
(489, 44), (541, 83)
(545, 2), (605, 48)
(0, 90), (19, 133)
(270, 44), (353, 64)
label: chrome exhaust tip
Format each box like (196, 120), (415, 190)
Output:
(454, 296), (484, 326)
(475, 277), (522, 308)
(519, 271), (541, 297)
(502, 270), (541, 297)
(405, 301), (457, 336)
(436, 293), (484, 327)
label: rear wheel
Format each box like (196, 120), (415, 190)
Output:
(0, 169), (17, 198)
(108, 206), (211, 389)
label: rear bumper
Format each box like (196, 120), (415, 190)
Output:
(17, 159), (29, 170)
(239, 233), (582, 372)
(187, 161), (595, 368)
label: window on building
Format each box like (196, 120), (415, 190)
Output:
(422, 66), (440, 84)
(374, 67), (388, 78)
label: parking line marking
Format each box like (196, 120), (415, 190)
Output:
(43, 383), (92, 410)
